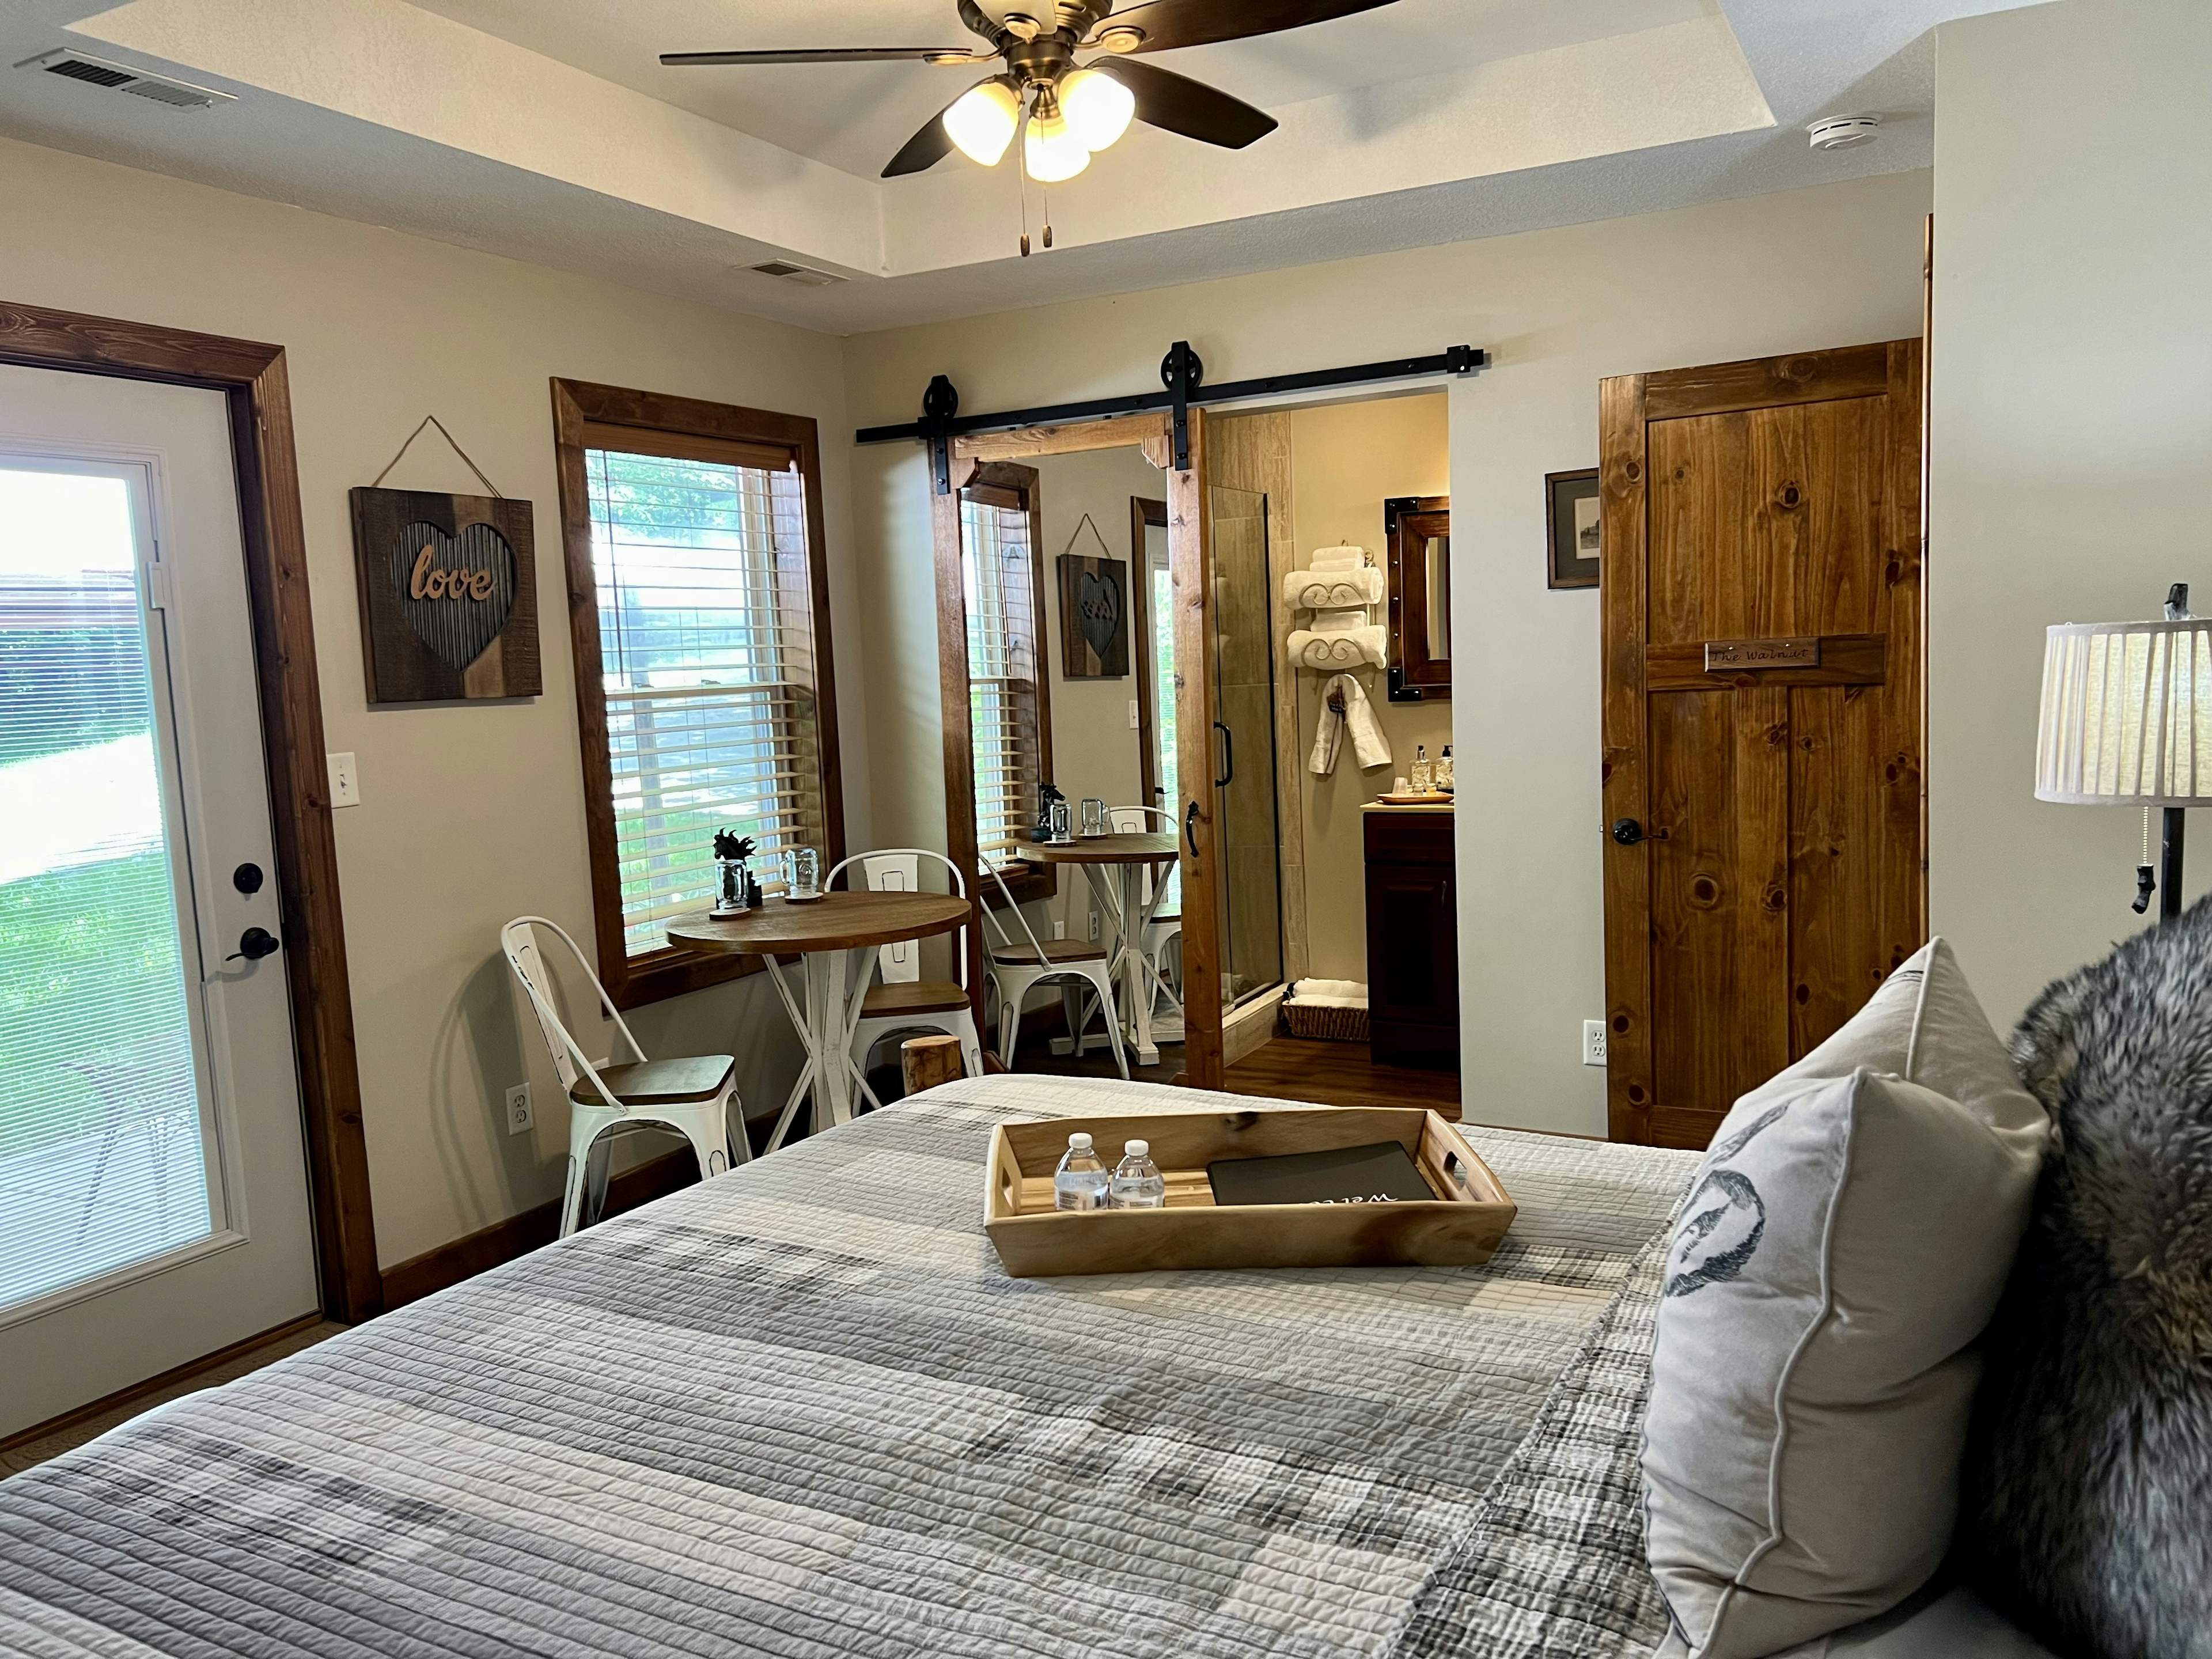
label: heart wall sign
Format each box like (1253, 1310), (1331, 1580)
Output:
(349, 487), (540, 702)
(1056, 552), (1130, 679)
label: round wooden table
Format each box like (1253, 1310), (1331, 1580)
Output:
(669, 891), (970, 1150)
(1014, 832), (1183, 1065)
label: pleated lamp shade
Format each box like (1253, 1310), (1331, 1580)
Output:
(2035, 619), (2212, 805)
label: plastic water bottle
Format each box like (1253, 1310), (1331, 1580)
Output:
(1109, 1139), (1166, 1209)
(1054, 1132), (1111, 1211)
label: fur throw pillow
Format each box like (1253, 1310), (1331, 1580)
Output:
(1963, 900), (2212, 1659)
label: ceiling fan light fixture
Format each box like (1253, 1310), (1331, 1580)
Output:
(944, 77), (1021, 165)
(1096, 24), (1146, 52)
(1059, 67), (1134, 150)
(1024, 104), (1090, 181)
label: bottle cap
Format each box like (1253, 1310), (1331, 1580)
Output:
(1068, 1132), (1093, 1149)
(1125, 1139), (1149, 1157)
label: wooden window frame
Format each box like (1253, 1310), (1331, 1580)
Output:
(954, 461), (1057, 911)
(550, 378), (844, 1010)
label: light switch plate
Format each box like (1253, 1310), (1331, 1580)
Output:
(1582, 1020), (1608, 1066)
(1128, 699), (1140, 729)
(327, 751), (360, 808)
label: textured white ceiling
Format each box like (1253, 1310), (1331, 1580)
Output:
(0, 0), (2043, 333)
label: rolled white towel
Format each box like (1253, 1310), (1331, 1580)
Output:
(1289, 976), (1369, 1009)
(1283, 567), (1384, 610)
(1308, 544), (1365, 571)
(1286, 626), (1386, 669)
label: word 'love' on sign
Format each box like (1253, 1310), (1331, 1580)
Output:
(350, 486), (540, 703)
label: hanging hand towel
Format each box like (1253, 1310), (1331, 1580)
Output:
(1308, 672), (1393, 775)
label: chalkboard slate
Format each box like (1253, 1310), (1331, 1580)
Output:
(1206, 1141), (1437, 1207)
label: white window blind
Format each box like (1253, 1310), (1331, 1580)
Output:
(585, 437), (826, 955)
(962, 491), (1043, 871)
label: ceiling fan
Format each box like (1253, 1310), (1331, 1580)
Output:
(662, 0), (1403, 187)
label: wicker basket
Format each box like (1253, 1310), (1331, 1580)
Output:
(1282, 999), (1370, 1044)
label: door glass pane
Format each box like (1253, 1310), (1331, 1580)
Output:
(1205, 484), (1284, 1009)
(0, 465), (210, 1311)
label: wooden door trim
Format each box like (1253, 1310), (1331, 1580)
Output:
(1170, 410), (1225, 1088)
(1131, 495), (1169, 810)
(956, 412), (1172, 469)
(0, 299), (379, 1323)
(1597, 372), (1654, 1143)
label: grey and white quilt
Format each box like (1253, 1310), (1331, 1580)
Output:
(0, 1074), (1698, 1658)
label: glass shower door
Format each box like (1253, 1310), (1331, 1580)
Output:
(1205, 484), (1284, 1009)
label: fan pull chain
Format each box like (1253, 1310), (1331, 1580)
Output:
(2135, 805), (2158, 914)
(1041, 181), (1054, 250)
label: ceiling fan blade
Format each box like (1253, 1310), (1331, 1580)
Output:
(1097, 0), (1402, 54)
(882, 96), (965, 178)
(1096, 59), (1277, 149)
(660, 47), (984, 67)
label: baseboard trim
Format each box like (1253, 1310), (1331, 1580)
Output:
(378, 1146), (703, 1311)
(1, 1309), (327, 1456)
(1222, 985), (1287, 1067)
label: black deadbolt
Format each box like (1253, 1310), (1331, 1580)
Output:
(227, 926), (281, 963)
(232, 862), (264, 895)
(1611, 817), (1645, 846)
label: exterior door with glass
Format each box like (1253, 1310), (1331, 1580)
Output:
(0, 363), (317, 1438)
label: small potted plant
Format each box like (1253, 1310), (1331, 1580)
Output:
(711, 828), (757, 916)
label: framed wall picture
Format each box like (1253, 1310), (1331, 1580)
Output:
(1056, 552), (1130, 678)
(350, 486), (540, 701)
(1546, 468), (1602, 590)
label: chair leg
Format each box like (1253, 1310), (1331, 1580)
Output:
(671, 1100), (733, 1181)
(1060, 983), (1083, 1050)
(955, 1009), (983, 1079)
(1001, 991), (1025, 1064)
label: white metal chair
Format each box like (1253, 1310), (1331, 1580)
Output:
(829, 848), (984, 1099)
(981, 862), (1129, 1078)
(500, 916), (745, 1239)
(1112, 805), (1184, 1017)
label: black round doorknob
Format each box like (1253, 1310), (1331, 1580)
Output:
(227, 926), (282, 963)
(232, 861), (264, 895)
(1611, 817), (1645, 846)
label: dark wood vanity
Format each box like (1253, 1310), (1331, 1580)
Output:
(1363, 804), (1459, 1068)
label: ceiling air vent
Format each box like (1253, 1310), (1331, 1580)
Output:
(15, 49), (235, 111)
(748, 261), (845, 288)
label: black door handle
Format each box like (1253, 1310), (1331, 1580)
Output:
(1184, 799), (1200, 857)
(1214, 720), (1234, 788)
(1611, 817), (1643, 846)
(227, 926), (281, 963)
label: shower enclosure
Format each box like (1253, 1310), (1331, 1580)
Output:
(1205, 483), (1285, 1010)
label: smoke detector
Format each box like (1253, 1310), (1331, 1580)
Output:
(1808, 114), (1881, 151)
(747, 261), (845, 288)
(14, 48), (234, 110)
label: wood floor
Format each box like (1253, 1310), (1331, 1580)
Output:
(1014, 1022), (1463, 1117)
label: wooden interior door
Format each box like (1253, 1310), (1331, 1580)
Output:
(1600, 340), (1924, 1148)
(1170, 408), (1226, 1088)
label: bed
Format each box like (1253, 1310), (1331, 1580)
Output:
(0, 1075), (2046, 1658)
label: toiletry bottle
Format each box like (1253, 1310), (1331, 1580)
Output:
(1410, 743), (1432, 793)
(1109, 1139), (1166, 1209)
(1438, 745), (1455, 793)
(1054, 1132), (1111, 1211)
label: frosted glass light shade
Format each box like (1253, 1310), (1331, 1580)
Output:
(944, 78), (1020, 166)
(1059, 67), (1134, 150)
(2035, 618), (2212, 804)
(1024, 110), (1090, 181)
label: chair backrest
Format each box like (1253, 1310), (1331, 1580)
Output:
(827, 848), (969, 991)
(979, 860), (1052, 964)
(498, 916), (644, 1112)
(1111, 805), (1177, 909)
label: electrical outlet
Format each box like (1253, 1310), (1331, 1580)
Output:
(1053, 919), (1066, 940)
(1129, 699), (1140, 729)
(1582, 1020), (1609, 1067)
(505, 1082), (533, 1135)
(1089, 910), (1102, 942)
(327, 751), (360, 808)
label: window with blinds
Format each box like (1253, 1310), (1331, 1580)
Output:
(962, 486), (1045, 872)
(583, 429), (828, 956)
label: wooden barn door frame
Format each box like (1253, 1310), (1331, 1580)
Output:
(1599, 340), (1927, 1146)
(929, 414), (1226, 1086)
(0, 299), (380, 1321)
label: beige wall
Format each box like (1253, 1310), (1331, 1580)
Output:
(0, 135), (868, 1270)
(1930, 0), (2212, 1026)
(844, 169), (1934, 1135)
(1285, 393), (1452, 981)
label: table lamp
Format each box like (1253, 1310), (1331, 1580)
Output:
(2035, 584), (2212, 922)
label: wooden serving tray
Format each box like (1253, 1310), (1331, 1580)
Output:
(983, 1107), (1515, 1278)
